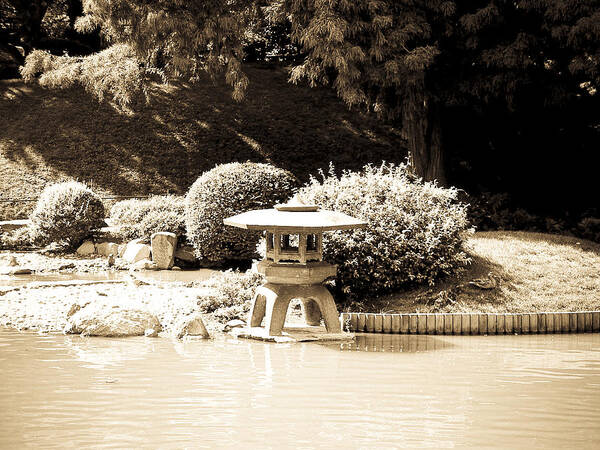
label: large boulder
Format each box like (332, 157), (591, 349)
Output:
(151, 232), (177, 269)
(96, 242), (119, 257)
(122, 239), (151, 263)
(65, 303), (162, 337)
(76, 241), (96, 255)
(174, 245), (196, 263)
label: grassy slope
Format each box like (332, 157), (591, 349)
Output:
(361, 231), (600, 313)
(0, 64), (405, 220)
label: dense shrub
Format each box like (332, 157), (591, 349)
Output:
(28, 182), (105, 248)
(466, 192), (541, 232)
(185, 162), (298, 262)
(298, 163), (471, 300)
(196, 270), (265, 323)
(110, 195), (186, 240)
(577, 217), (600, 243)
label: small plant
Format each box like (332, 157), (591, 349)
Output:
(196, 270), (265, 323)
(185, 162), (298, 262)
(0, 227), (32, 250)
(28, 181), (105, 249)
(110, 195), (186, 240)
(299, 163), (471, 301)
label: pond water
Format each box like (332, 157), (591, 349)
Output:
(0, 330), (599, 449)
(0, 268), (221, 287)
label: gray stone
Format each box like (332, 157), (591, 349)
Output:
(122, 241), (151, 263)
(151, 232), (177, 269)
(223, 319), (246, 332)
(174, 246), (196, 263)
(174, 314), (209, 339)
(0, 267), (32, 275)
(171, 266), (181, 271)
(65, 303), (162, 337)
(76, 241), (96, 255)
(96, 242), (119, 257)
(0, 255), (18, 267)
(131, 259), (158, 271)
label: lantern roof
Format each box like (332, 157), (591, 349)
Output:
(223, 195), (367, 233)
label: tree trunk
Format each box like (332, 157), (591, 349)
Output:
(403, 85), (446, 185)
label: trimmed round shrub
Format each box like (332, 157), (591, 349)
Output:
(110, 195), (186, 240)
(185, 162), (298, 262)
(28, 182), (105, 248)
(298, 163), (471, 300)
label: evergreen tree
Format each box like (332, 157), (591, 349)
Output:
(282, 0), (600, 183)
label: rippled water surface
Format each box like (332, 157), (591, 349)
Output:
(0, 330), (599, 449)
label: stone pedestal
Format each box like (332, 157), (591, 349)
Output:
(249, 282), (341, 337)
(248, 260), (342, 336)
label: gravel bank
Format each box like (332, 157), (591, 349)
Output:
(0, 279), (223, 336)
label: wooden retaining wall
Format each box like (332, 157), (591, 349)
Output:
(339, 311), (600, 335)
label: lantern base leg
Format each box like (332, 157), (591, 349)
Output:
(248, 283), (341, 336)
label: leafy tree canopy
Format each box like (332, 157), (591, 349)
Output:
(19, 0), (600, 182)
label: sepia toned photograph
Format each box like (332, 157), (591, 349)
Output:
(1, 1), (599, 448)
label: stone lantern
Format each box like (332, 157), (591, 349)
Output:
(224, 195), (366, 337)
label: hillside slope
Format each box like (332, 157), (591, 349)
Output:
(0, 64), (405, 219)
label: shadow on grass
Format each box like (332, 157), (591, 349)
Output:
(0, 65), (406, 203)
(355, 252), (517, 314)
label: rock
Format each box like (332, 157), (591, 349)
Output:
(174, 314), (209, 339)
(58, 262), (76, 271)
(469, 273), (500, 290)
(174, 246), (196, 263)
(0, 255), (18, 267)
(171, 266), (181, 271)
(131, 259), (158, 271)
(0, 267), (32, 275)
(76, 241), (96, 255)
(107, 254), (115, 267)
(151, 232), (177, 269)
(65, 303), (162, 337)
(117, 244), (126, 258)
(122, 240), (151, 264)
(96, 242), (119, 257)
(223, 319), (246, 332)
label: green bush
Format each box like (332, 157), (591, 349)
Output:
(298, 163), (471, 300)
(185, 162), (298, 262)
(110, 195), (186, 240)
(196, 270), (265, 323)
(28, 182), (105, 248)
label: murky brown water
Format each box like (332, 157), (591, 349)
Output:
(0, 330), (599, 449)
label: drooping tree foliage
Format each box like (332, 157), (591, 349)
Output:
(18, 0), (600, 184)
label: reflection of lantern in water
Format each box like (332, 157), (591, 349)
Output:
(224, 195), (366, 336)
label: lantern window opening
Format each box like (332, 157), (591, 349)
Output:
(307, 234), (319, 251)
(281, 234), (299, 253)
(266, 232), (274, 251)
